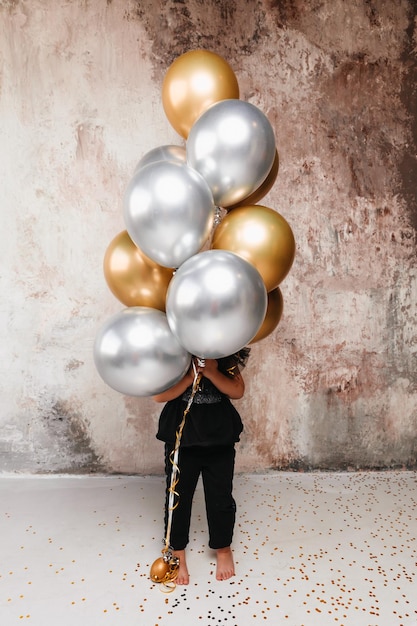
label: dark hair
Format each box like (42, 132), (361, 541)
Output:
(218, 347), (251, 378)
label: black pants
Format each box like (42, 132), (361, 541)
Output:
(164, 444), (236, 551)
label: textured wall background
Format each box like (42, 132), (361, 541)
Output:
(1, 0), (416, 474)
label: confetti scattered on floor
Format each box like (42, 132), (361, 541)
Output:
(1, 471), (416, 625)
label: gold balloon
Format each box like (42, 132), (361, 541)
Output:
(227, 150), (279, 210)
(103, 231), (174, 310)
(162, 49), (239, 139)
(250, 287), (283, 344)
(211, 205), (295, 291)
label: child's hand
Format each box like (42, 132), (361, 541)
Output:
(199, 359), (218, 378)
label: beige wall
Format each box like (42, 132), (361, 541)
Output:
(1, 0), (416, 474)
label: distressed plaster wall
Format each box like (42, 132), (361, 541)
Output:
(0, 0), (416, 474)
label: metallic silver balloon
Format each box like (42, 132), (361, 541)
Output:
(94, 307), (191, 396)
(134, 144), (186, 174)
(186, 99), (276, 208)
(124, 161), (215, 268)
(166, 250), (267, 359)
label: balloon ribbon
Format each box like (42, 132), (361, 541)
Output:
(150, 360), (204, 591)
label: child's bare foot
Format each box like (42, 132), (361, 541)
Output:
(173, 550), (189, 585)
(216, 547), (235, 581)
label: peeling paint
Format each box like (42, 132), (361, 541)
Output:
(65, 359), (84, 371)
(127, 0), (269, 73)
(1, 0), (417, 474)
(40, 400), (103, 473)
(398, 2), (417, 229)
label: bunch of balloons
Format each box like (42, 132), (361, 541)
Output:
(94, 50), (295, 397)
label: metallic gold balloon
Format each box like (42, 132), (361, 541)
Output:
(211, 205), (295, 291)
(250, 287), (283, 344)
(227, 150), (279, 210)
(103, 231), (174, 310)
(162, 49), (239, 139)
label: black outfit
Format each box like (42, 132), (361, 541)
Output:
(156, 349), (249, 551)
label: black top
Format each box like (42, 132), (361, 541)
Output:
(156, 349), (250, 447)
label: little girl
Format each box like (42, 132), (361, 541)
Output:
(153, 348), (249, 584)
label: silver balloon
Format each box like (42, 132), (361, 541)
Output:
(94, 307), (191, 396)
(124, 161), (215, 268)
(166, 250), (267, 359)
(134, 144), (186, 174)
(186, 99), (276, 208)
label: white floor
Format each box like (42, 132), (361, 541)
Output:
(1, 471), (416, 626)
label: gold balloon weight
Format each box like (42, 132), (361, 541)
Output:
(149, 551), (180, 592)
